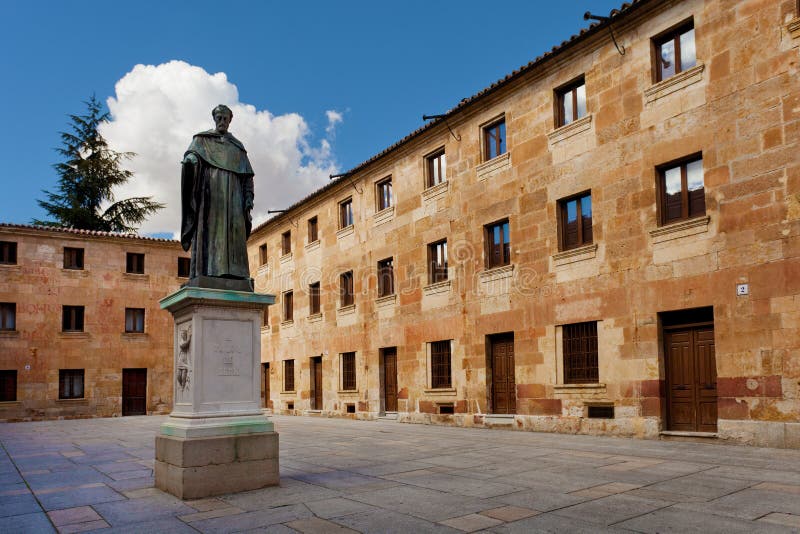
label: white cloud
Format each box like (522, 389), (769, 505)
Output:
(325, 109), (343, 136)
(99, 60), (339, 237)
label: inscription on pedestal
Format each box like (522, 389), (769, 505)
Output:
(215, 337), (241, 376)
(201, 319), (253, 404)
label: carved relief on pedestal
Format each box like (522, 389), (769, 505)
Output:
(176, 324), (192, 400)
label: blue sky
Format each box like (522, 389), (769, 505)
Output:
(2, 0), (623, 234)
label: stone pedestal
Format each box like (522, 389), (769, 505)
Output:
(156, 286), (277, 499)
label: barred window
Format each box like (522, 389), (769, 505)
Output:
(341, 352), (356, 391)
(125, 308), (145, 333)
(430, 340), (452, 389)
(377, 258), (394, 297)
(283, 360), (295, 391)
(59, 369), (84, 399)
(0, 370), (16, 402)
(126, 253), (144, 274)
(63, 247), (84, 270)
(563, 321), (599, 384)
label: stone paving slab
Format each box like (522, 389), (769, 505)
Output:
(1, 414), (800, 533)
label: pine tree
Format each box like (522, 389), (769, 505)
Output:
(34, 96), (163, 233)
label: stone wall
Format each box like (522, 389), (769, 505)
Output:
(0, 225), (186, 420)
(249, 0), (800, 448)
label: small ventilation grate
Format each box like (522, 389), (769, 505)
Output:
(587, 405), (614, 418)
(438, 404), (455, 415)
(346, 404), (356, 414)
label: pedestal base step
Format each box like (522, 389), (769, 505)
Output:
(155, 432), (279, 499)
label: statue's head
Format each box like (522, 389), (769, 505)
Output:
(212, 105), (233, 134)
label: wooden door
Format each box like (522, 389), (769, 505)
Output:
(382, 348), (398, 412)
(665, 326), (717, 432)
(491, 334), (516, 414)
(122, 368), (147, 416)
(311, 357), (322, 410)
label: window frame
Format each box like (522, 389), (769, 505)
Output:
(429, 340), (452, 389)
(484, 219), (511, 269)
(341, 351), (356, 391)
(283, 359), (295, 392)
(340, 271), (354, 307)
(657, 154), (705, 226)
(558, 191), (593, 251)
(59, 369), (85, 399)
(377, 258), (394, 298)
(126, 252), (145, 274)
(177, 257), (191, 278)
(653, 20), (696, 82)
(426, 148), (447, 189)
(124, 308), (145, 333)
(428, 240), (448, 284)
(339, 197), (354, 229)
(62, 305), (85, 332)
(0, 302), (15, 331)
(307, 216), (318, 243)
(376, 176), (393, 212)
(555, 76), (587, 127)
(0, 241), (17, 265)
(258, 243), (268, 265)
(309, 281), (321, 315)
(482, 117), (507, 161)
(281, 231), (292, 256)
(563, 321), (599, 384)
(0, 370), (16, 402)
(283, 290), (294, 322)
(63, 247), (84, 270)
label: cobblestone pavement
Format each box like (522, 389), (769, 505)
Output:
(1, 415), (800, 533)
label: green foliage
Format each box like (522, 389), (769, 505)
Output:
(34, 96), (164, 233)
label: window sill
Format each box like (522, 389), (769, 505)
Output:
(279, 252), (293, 264)
(547, 114), (593, 145)
(280, 319), (294, 328)
(424, 388), (457, 396)
(56, 398), (88, 403)
(304, 240), (321, 252)
(307, 313), (323, 323)
(480, 264), (514, 283)
(59, 332), (89, 339)
(553, 243), (598, 267)
(338, 389), (359, 395)
(61, 268), (89, 276)
(422, 180), (448, 201)
(121, 332), (148, 340)
(423, 279), (451, 296)
(649, 215), (710, 244)
(336, 225), (355, 239)
(280, 391), (296, 395)
(0, 401), (21, 406)
(0, 330), (20, 338)
(476, 152), (511, 181)
(122, 273), (149, 281)
(375, 294), (396, 308)
(644, 63), (705, 104)
(337, 304), (356, 316)
(0, 264), (20, 271)
(373, 206), (395, 227)
(788, 17), (800, 39)
(256, 264), (270, 275)
(554, 383), (607, 397)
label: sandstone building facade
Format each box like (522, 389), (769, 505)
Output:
(0, 224), (187, 420)
(249, 0), (800, 448)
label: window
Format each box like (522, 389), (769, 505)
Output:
(283, 291), (293, 322)
(426, 149), (446, 188)
(659, 156), (705, 225)
(377, 258), (394, 298)
(430, 340), (452, 389)
(262, 307), (269, 327)
(483, 118), (506, 161)
(0, 303), (15, 331)
(428, 240), (448, 283)
(376, 177), (393, 211)
(125, 308), (145, 333)
(62, 306), (84, 332)
(559, 192), (593, 250)
(563, 321), (599, 384)
(126, 253), (144, 274)
(309, 282), (320, 315)
(556, 77), (587, 127)
(308, 216), (318, 243)
(0, 242), (16, 265)
(0, 371), (16, 402)
(281, 231), (291, 256)
(339, 198), (354, 229)
(59, 369), (84, 399)
(340, 271), (354, 307)
(654, 21), (696, 82)
(341, 352), (356, 391)
(283, 360), (295, 391)
(177, 257), (190, 278)
(63, 247), (84, 270)
(259, 244), (268, 265)
(485, 220), (510, 269)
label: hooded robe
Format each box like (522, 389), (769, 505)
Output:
(180, 130), (254, 283)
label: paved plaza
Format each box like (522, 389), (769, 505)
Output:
(1, 415), (799, 533)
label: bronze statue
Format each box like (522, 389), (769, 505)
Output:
(181, 105), (255, 291)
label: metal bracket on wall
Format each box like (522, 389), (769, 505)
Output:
(329, 172), (363, 194)
(267, 210), (298, 227)
(584, 12), (626, 56)
(422, 114), (461, 142)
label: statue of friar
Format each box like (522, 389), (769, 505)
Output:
(180, 104), (255, 292)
